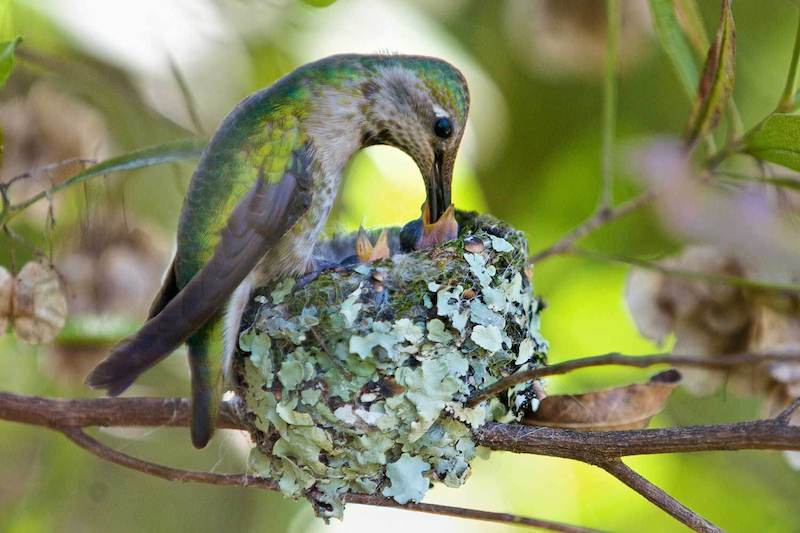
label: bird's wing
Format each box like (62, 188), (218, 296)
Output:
(147, 257), (179, 320)
(86, 146), (313, 395)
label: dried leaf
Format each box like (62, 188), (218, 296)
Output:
(0, 265), (12, 334)
(684, 0), (735, 147)
(523, 370), (682, 431)
(674, 0), (710, 57)
(12, 261), (68, 344)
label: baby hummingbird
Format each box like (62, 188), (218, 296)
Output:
(86, 54), (469, 448)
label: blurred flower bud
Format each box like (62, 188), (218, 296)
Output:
(626, 244), (800, 467)
(626, 245), (751, 395)
(752, 295), (800, 469)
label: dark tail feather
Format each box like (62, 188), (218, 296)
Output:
(187, 323), (224, 449)
(86, 257), (185, 396)
(85, 299), (198, 395)
(85, 337), (144, 396)
(188, 347), (219, 449)
(85, 327), (182, 395)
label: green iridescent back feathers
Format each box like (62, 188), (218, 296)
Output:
(176, 54), (468, 286)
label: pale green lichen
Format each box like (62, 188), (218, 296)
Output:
(382, 453), (431, 504)
(233, 211), (547, 520)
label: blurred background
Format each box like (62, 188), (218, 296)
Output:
(1, 0), (799, 531)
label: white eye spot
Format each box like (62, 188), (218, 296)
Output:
(432, 105), (447, 117)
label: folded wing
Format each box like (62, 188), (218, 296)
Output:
(86, 146), (313, 395)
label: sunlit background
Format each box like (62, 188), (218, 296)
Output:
(1, 1), (799, 532)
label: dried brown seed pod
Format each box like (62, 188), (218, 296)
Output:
(12, 261), (68, 344)
(0, 266), (12, 334)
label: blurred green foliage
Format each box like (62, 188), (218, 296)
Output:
(1, 1), (800, 532)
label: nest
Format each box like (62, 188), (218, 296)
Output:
(233, 211), (548, 518)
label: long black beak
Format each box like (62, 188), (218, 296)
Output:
(427, 150), (451, 222)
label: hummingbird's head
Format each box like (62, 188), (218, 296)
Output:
(359, 56), (470, 225)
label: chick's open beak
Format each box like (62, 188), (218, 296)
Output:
(417, 203), (458, 250)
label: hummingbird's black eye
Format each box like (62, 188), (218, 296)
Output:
(433, 117), (453, 139)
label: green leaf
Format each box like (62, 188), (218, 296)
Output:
(674, 0), (710, 56)
(300, 0), (337, 6)
(743, 113), (800, 171)
(0, 36), (21, 89)
(685, 0), (736, 147)
(648, 0), (698, 98)
(3, 138), (206, 223)
(56, 313), (141, 345)
(716, 169), (800, 191)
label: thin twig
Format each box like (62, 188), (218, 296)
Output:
(466, 351), (800, 407)
(59, 425), (588, 533)
(3, 157), (97, 189)
(569, 248), (800, 294)
(343, 496), (601, 533)
(62, 426), (272, 487)
(600, 0), (620, 210)
(775, 396), (800, 424)
(778, 9), (800, 112)
(598, 459), (721, 533)
(528, 192), (655, 264)
(0, 140), (205, 226)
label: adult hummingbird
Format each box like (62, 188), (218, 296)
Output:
(86, 54), (469, 448)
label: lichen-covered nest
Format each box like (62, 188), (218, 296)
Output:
(233, 211), (547, 519)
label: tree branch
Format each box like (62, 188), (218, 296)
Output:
(466, 351), (800, 407)
(4, 389), (800, 532)
(2, 393), (591, 533)
(775, 396), (800, 424)
(598, 459), (721, 533)
(60, 426), (596, 533)
(528, 192), (654, 263)
(3, 392), (799, 458)
(61, 426), (272, 487)
(473, 420), (800, 458)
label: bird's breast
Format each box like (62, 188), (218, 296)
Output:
(254, 171), (341, 282)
